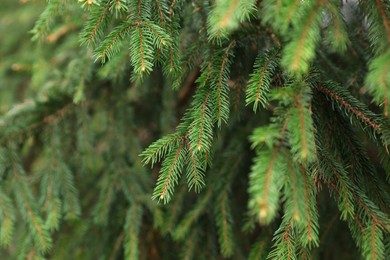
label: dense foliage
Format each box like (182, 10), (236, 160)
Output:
(0, 0), (389, 259)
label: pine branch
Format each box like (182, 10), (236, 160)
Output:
(5, 0), (390, 258)
(128, 0), (152, 21)
(248, 119), (289, 224)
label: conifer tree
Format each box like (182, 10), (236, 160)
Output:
(0, 0), (390, 259)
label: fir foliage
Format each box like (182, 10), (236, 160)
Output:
(1, 0), (390, 259)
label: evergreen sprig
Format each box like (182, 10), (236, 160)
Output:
(248, 146), (287, 225)
(281, 1), (324, 76)
(207, 0), (256, 42)
(152, 142), (187, 203)
(2, 0), (390, 258)
(94, 21), (133, 63)
(286, 84), (316, 163)
(79, 1), (112, 46)
(246, 48), (280, 112)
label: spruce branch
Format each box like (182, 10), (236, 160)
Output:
(141, 21), (171, 49)
(299, 164), (319, 248)
(93, 173), (117, 224)
(362, 221), (385, 260)
(12, 170), (52, 253)
(153, 0), (168, 26)
(141, 133), (184, 167)
(184, 141), (206, 193)
(207, 0), (256, 41)
(80, 1), (112, 46)
(31, 0), (63, 40)
(213, 153), (243, 257)
(374, 0), (390, 43)
(39, 165), (62, 231)
(248, 144), (287, 224)
(323, 1), (349, 52)
(124, 204), (143, 260)
(246, 48), (280, 112)
(281, 1), (324, 76)
(152, 142), (187, 203)
(130, 25), (155, 79)
(0, 191), (15, 247)
(287, 86), (316, 163)
(248, 235), (268, 260)
(361, 0), (390, 54)
(59, 161), (81, 220)
(94, 21), (133, 63)
(4, 0), (390, 258)
(188, 86), (214, 153)
(164, 0), (180, 77)
(317, 148), (355, 220)
(261, 0), (301, 34)
(268, 219), (297, 260)
(317, 83), (383, 135)
(173, 189), (212, 240)
(353, 193), (390, 232)
(215, 190), (234, 257)
(365, 50), (390, 117)
(180, 228), (199, 259)
(172, 39), (204, 89)
(284, 160), (306, 223)
(213, 40), (235, 127)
